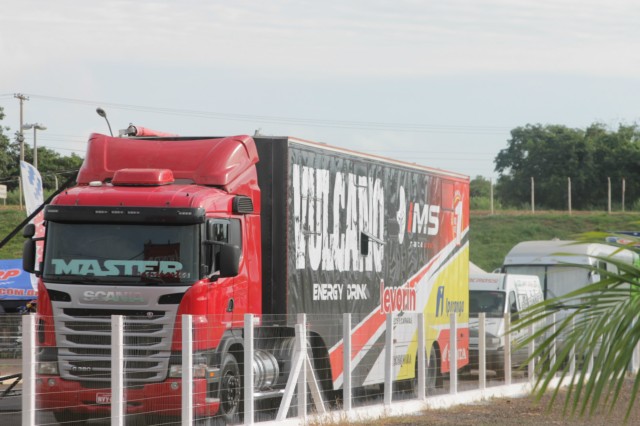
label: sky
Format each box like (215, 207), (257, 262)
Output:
(2, 0), (640, 181)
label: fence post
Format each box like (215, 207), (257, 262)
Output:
(608, 177), (612, 213)
(588, 319), (594, 377)
(504, 313), (511, 385)
(449, 313), (458, 395)
(244, 314), (254, 425)
(490, 178), (494, 215)
(111, 315), (124, 426)
(632, 316), (640, 374)
(568, 177), (572, 215)
(22, 314), (36, 426)
(622, 178), (626, 212)
(182, 315), (193, 426)
(478, 313), (486, 391)
(528, 322), (535, 382)
(384, 313), (393, 406)
(343, 313), (352, 411)
(297, 313), (307, 420)
(569, 317), (576, 379)
(550, 313), (556, 372)
(531, 177), (535, 213)
(417, 313), (426, 400)
(276, 324), (304, 421)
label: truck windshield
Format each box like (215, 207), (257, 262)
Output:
(469, 291), (506, 318)
(505, 265), (593, 300)
(42, 222), (199, 285)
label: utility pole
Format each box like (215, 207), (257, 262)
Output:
(23, 123), (46, 169)
(14, 93), (29, 210)
(14, 93), (29, 162)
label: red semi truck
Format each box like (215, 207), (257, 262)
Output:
(23, 130), (470, 424)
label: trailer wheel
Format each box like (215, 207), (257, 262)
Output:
(219, 353), (241, 423)
(426, 344), (442, 394)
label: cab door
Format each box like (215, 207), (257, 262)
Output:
(206, 219), (240, 329)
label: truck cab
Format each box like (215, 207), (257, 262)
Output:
(23, 133), (259, 423)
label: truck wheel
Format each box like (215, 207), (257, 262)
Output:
(53, 411), (88, 426)
(219, 353), (241, 424)
(426, 345), (442, 394)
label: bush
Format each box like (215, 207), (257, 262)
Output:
(470, 196), (502, 210)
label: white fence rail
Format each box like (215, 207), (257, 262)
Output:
(6, 311), (638, 425)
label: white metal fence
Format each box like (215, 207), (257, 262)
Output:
(3, 312), (639, 425)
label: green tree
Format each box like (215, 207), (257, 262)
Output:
(0, 105), (82, 193)
(470, 175), (492, 198)
(0, 107), (16, 187)
(22, 144), (82, 189)
(0, 106), (23, 191)
(495, 124), (591, 209)
(470, 175), (496, 210)
(590, 124), (640, 209)
(495, 123), (640, 210)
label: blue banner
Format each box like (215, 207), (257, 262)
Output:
(0, 259), (37, 300)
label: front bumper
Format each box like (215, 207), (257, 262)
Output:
(36, 376), (220, 418)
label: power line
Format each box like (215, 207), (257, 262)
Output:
(0, 169), (78, 183)
(24, 93), (511, 135)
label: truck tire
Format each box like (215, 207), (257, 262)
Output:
(219, 353), (241, 424)
(401, 345), (443, 398)
(426, 344), (442, 394)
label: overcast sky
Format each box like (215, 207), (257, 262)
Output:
(2, 0), (640, 180)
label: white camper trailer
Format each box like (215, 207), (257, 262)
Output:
(501, 240), (638, 366)
(501, 240), (638, 300)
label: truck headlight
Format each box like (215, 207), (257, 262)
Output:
(37, 361), (59, 375)
(169, 363), (207, 378)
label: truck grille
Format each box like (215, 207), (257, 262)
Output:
(51, 301), (178, 385)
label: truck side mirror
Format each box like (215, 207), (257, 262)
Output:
(23, 223), (36, 238)
(219, 244), (241, 278)
(22, 223), (38, 274)
(23, 239), (37, 274)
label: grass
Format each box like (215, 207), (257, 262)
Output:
(470, 211), (640, 271)
(0, 206), (28, 260)
(468, 210), (640, 272)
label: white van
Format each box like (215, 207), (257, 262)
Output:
(468, 273), (543, 377)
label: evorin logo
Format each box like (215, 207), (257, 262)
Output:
(435, 286), (445, 317)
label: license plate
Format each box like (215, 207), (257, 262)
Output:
(96, 393), (111, 404)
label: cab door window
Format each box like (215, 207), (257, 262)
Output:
(206, 219), (241, 273)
